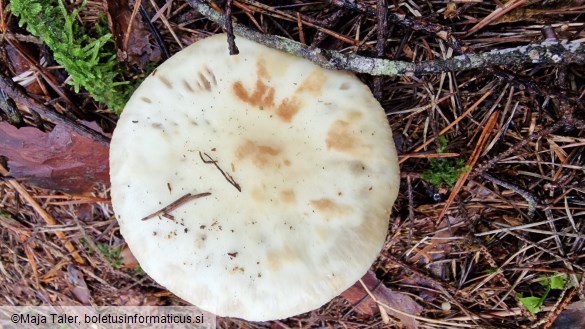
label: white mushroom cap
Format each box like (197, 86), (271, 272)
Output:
(110, 33), (400, 321)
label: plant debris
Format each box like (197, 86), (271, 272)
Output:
(102, 0), (161, 67)
(140, 192), (212, 221)
(10, 0), (132, 112)
(0, 0), (583, 327)
(341, 270), (422, 328)
(0, 122), (109, 193)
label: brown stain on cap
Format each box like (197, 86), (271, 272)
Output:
(326, 120), (357, 153)
(198, 72), (212, 91)
(235, 140), (282, 169)
(276, 97), (302, 122)
(233, 80), (275, 108)
(267, 245), (301, 272)
(348, 111), (363, 121)
(326, 120), (371, 156)
(256, 58), (270, 80)
(232, 57), (315, 123)
(158, 75), (173, 89)
(232, 58), (274, 107)
(310, 198), (353, 217)
(251, 186), (266, 202)
(280, 190), (296, 204)
(296, 70), (327, 95)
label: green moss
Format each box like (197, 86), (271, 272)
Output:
(96, 243), (124, 269)
(80, 238), (124, 269)
(134, 265), (145, 275)
(10, 0), (130, 113)
(421, 136), (470, 188)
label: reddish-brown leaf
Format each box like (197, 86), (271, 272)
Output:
(0, 122), (109, 193)
(66, 264), (93, 305)
(341, 270), (422, 329)
(120, 245), (139, 271)
(102, 0), (161, 68)
(552, 301), (585, 329)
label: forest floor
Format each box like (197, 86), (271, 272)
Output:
(0, 0), (584, 328)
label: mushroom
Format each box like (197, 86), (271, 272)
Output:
(109, 33), (400, 321)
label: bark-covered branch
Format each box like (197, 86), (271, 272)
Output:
(186, 0), (584, 77)
(0, 72), (110, 146)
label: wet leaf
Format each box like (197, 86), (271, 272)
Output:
(120, 245), (139, 271)
(549, 274), (567, 290)
(341, 270), (422, 329)
(102, 0), (161, 68)
(0, 122), (109, 193)
(66, 264), (92, 305)
(409, 216), (462, 278)
(114, 288), (163, 306)
(552, 301), (585, 329)
(518, 295), (543, 314)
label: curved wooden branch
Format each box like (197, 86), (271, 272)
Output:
(186, 0), (585, 77)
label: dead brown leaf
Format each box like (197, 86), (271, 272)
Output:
(120, 245), (139, 271)
(66, 264), (93, 305)
(409, 216), (463, 268)
(114, 288), (165, 306)
(102, 0), (161, 68)
(0, 122), (109, 193)
(551, 301), (585, 329)
(402, 44), (415, 60)
(341, 270), (422, 329)
(443, 2), (458, 20)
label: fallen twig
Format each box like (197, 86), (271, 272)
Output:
(358, 279), (473, 328)
(373, 0), (388, 100)
(0, 72), (109, 146)
(0, 163), (85, 264)
(141, 192), (212, 221)
(436, 111), (499, 224)
(199, 151), (242, 192)
(399, 90), (493, 164)
(186, 0), (585, 76)
(225, 0), (239, 55)
(328, 0), (462, 52)
(471, 111), (573, 179)
(140, 3), (170, 60)
(482, 172), (539, 218)
(465, 0), (528, 37)
(0, 89), (23, 126)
